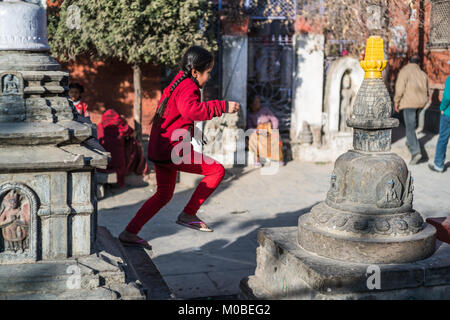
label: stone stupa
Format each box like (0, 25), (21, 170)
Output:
(240, 36), (450, 300)
(0, 0), (146, 299)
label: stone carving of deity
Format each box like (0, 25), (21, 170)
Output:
(366, 5), (382, 30)
(339, 73), (355, 133)
(0, 190), (30, 253)
(386, 179), (398, 202)
(327, 172), (343, 203)
(2, 74), (19, 95)
(376, 176), (402, 208)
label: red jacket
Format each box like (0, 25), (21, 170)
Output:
(148, 70), (228, 163)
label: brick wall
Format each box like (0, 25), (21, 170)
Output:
(61, 56), (161, 137)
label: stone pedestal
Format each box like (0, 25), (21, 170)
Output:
(0, 0), (145, 299)
(240, 227), (450, 300)
(241, 36), (449, 300)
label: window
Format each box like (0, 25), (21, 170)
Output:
(428, 0), (450, 48)
(246, 0), (296, 20)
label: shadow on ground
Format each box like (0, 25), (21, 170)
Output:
(147, 203), (318, 299)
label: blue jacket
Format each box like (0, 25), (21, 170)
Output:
(441, 76), (450, 118)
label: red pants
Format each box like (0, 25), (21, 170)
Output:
(125, 150), (226, 234)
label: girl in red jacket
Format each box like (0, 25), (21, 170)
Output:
(119, 46), (240, 249)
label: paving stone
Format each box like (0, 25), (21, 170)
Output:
(163, 273), (219, 299)
(98, 161), (449, 298)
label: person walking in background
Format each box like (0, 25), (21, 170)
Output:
(246, 93), (284, 167)
(394, 54), (429, 165)
(69, 82), (90, 119)
(118, 46), (240, 249)
(429, 76), (450, 173)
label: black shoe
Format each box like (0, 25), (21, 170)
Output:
(428, 163), (444, 173)
(409, 153), (422, 165)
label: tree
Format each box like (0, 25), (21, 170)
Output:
(296, 0), (426, 57)
(48, 0), (218, 140)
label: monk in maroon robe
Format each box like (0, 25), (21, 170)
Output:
(97, 109), (149, 187)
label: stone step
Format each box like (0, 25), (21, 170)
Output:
(0, 226), (163, 299)
(94, 226), (137, 282)
(0, 260), (101, 294)
(0, 282), (146, 300)
(95, 226), (170, 299)
(239, 276), (272, 300)
(117, 244), (175, 300)
(0, 287), (119, 300)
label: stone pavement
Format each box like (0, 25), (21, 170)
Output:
(98, 157), (449, 299)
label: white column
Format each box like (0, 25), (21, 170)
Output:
(291, 33), (325, 141)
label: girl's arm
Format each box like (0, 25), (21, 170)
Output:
(176, 84), (228, 122)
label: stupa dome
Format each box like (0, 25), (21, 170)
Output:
(0, 0), (49, 51)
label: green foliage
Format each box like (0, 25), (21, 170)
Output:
(48, 0), (218, 67)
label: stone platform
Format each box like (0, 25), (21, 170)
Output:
(240, 226), (450, 300)
(0, 226), (173, 300)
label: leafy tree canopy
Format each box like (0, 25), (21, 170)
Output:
(48, 0), (218, 67)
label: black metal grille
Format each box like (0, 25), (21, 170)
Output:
(247, 34), (294, 139)
(246, 0), (296, 20)
(429, 0), (450, 47)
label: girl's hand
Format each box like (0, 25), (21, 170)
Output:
(227, 101), (240, 113)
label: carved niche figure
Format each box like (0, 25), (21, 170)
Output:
(339, 72), (355, 133)
(327, 171), (344, 203)
(366, 5), (382, 30)
(0, 190), (30, 253)
(386, 179), (398, 202)
(376, 176), (403, 208)
(402, 174), (414, 206)
(2, 74), (19, 95)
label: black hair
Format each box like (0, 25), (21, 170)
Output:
(69, 82), (84, 94)
(247, 90), (261, 112)
(150, 46), (214, 126)
(409, 54), (420, 64)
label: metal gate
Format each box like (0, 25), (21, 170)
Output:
(246, 0), (296, 141)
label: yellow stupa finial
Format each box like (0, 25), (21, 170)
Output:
(360, 36), (387, 79)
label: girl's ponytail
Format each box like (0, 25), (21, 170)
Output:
(149, 45), (214, 127)
(149, 71), (191, 126)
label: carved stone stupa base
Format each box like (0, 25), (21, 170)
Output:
(240, 36), (449, 300)
(240, 227), (450, 300)
(0, 1), (147, 299)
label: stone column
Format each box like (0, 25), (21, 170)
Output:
(290, 33), (325, 146)
(0, 0), (107, 263)
(0, 1), (147, 299)
(290, 33), (330, 162)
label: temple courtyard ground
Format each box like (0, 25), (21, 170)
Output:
(98, 140), (449, 299)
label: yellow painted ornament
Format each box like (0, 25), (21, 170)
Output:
(360, 36), (387, 79)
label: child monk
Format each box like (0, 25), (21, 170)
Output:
(246, 93), (285, 167)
